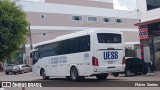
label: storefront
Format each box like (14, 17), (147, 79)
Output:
(135, 19), (160, 70)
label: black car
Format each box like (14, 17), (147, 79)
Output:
(112, 57), (146, 77)
(124, 57), (145, 77)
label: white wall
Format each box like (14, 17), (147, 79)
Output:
(144, 47), (151, 63)
(16, 1), (138, 19)
(137, 0), (160, 22)
(136, 47), (151, 63)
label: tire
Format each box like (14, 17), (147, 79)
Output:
(21, 70), (24, 74)
(66, 76), (71, 80)
(96, 74), (108, 80)
(79, 76), (85, 80)
(143, 69), (147, 74)
(5, 72), (9, 75)
(70, 67), (82, 81)
(13, 72), (17, 75)
(135, 72), (139, 75)
(41, 69), (49, 80)
(125, 69), (131, 77)
(112, 73), (119, 77)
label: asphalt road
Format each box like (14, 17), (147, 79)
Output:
(0, 71), (160, 90)
(0, 71), (160, 81)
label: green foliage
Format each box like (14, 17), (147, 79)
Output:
(0, 0), (29, 61)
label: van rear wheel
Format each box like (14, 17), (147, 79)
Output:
(70, 67), (84, 81)
(96, 74), (108, 80)
(112, 73), (119, 77)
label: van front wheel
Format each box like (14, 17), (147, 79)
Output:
(41, 69), (49, 80)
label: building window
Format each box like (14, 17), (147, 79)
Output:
(72, 16), (83, 21)
(88, 17), (98, 22)
(147, 0), (160, 10)
(42, 32), (47, 37)
(115, 18), (123, 23)
(40, 15), (45, 19)
(102, 18), (110, 22)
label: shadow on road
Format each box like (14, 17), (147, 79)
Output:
(35, 77), (125, 82)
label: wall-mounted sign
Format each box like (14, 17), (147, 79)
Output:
(139, 25), (149, 39)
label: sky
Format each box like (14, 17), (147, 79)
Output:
(113, 0), (137, 11)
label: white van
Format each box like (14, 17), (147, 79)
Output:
(31, 29), (125, 81)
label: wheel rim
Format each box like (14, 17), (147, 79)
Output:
(71, 68), (78, 80)
(113, 73), (119, 77)
(126, 70), (131, 76)
(42, 70), (46, 79)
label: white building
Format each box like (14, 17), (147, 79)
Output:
(17, 0), (139, 65)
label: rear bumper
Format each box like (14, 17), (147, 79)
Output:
(12, 70), (22, 73)
(92, 65), (125, 74)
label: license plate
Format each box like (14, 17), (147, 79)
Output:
(108, 61), (113, 64)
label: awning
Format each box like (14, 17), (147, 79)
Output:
(134, 18), (160, 26)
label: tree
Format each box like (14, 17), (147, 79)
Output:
(0, 0), (29, 61)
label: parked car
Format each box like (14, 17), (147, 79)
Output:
(112, 57), (145, 77)
(3, 62), (19, 75)
(12, 64), (32, 75)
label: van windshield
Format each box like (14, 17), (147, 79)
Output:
(97, 33), (121, 43)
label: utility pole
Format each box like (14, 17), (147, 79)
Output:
(136, 9), (144, 61)
(29, 24), (33, 50)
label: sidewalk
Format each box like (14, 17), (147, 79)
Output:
(0, 72), (4, 75)
(154, 71), (160, 76)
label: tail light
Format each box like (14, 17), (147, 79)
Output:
(122, 56), (125, 65)
(92, 57), (99, 66)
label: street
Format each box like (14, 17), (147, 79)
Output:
(1, 71), (160, 81)
(0, 71), (160, 90)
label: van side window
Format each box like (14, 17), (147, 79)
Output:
(38, 35), (90, 58)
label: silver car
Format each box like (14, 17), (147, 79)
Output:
(12, 64), (32, 75)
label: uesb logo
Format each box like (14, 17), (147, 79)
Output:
(104, 51), (118, 60)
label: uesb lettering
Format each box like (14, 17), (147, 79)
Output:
(104, 51), (118, 60)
